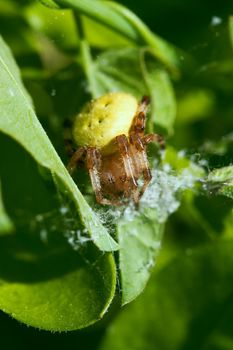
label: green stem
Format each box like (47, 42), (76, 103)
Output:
(75, 14), (99, 98)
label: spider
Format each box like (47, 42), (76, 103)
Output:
(66, 92), (164, 206)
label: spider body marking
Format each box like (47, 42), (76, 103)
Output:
(66, 92), (164, 206)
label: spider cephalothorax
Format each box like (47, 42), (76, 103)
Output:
(66, 92), (164, 206)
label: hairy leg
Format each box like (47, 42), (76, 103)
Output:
(129, 133), (152, 198)
(130, 95), (165, 149)
(130, 96), (150, 136)
(116, 134), (140, 203)
(67, 147), (86, 174)
(143, 133), (165, 149)
(86, 148), (121, 206)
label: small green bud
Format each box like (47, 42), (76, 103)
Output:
(72, 92), (138, 154)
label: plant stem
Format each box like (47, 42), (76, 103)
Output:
(75, 14), (99, 98)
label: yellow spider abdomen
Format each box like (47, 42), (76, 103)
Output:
(72, 92), (138, 154)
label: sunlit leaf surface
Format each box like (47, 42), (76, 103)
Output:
(0, 239), (116, 331)
(118, 209), (164, 305)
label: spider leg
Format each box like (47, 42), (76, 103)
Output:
(130, 96), (150, 136)
(143, 133), (165, 149)
(138, 95), (150, 115)
(115, 134), (140, 203)
(67, 147), (86, 174)
(86, 148), (121, 206)
(129, 133), (152, 198)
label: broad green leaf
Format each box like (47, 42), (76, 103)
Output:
(0, 133), (117, 331)
(100, 241), (233, 350)
(118, 208), (164, 305)
(144, 64), (176, 133)
(0, 238), (116, 331)
(39, 0), (140, 42)
(25, 4), (79, 51)
(94, 47), (176, 134)
(83, 17), (131, 48)
(0, 35), (118, 251)
(0, 182), (14, 235)
(25, 2), (130, 50)
(207, 166), (233, 199)
(39, 0), (181, 73)
(117, 147), (205, 305)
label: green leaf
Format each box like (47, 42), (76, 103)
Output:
(207, 166), (233, 199)
(143, 63), (176, 133)
(94, 47), (176, 134)
(100, 241), (233, 350)
(0, 133), (117, 331)
(25, 3), (79, 51)
(0, 239), (116, 331)
(40, 0), (140, 42)
(116, 146), (203, 305)
(0, 35), (118, 252)
(118, 208), (164, 305)
(25, 2), (130, 50)
(39, 0), (181, 74)
(0, 182), (14, 235)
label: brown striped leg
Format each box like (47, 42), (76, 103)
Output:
(86, 148), (120, 206)
(143, 133), (165, 149)
(130, 96), (150, 135)
(67, 147), (86, 174)
(115, 134), (140, 203)
(129, 133), (152, 198)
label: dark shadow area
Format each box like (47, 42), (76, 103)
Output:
(180, 292), (233, 350)
(119, 0), (233, 49)
(0, 310), (105, 350)
(194, 194), (233, 233)
(0, 233), (93, 283)
(0, 133), (100, 283)
(0, 133), (57, 218)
